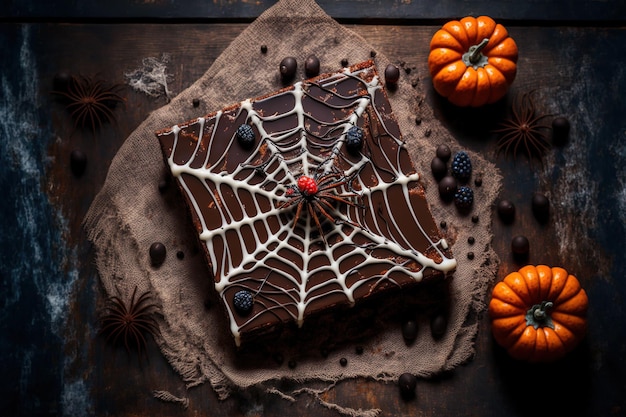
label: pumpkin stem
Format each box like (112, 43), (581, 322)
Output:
(533, 301), (553, 321)
(462, 38), (490, 69)
(525, 301), (555, 329)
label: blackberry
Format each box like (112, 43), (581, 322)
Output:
(233, 290), (253, 315)
(345, 126), (364, 154)
(454, 185), (474, 209)
(236, 124), (256, 149)
(451, 151), (472, 182)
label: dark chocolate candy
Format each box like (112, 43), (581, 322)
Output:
(384, 64), (400, 84)
(70, 149), (87, 177)
(511, 235), (530, 256)
(430, 314), (447, 338)
(149, 242), (167, 266)
(402, 319), (418, 342)
(156, 61), (456, 346)
(552, 116), (570, 146)
(435, 144), (451, 162)
(431, 157), (447, 180)
(305, 54), (321, 77)
(279, 57), (297, 81)
(532, 192), (550, 223)
(438, 176), (457, 202)
(398, 373), (417, 399)
(497, 199), (516, 223)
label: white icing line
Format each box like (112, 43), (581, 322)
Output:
(164, 64), (456, 345)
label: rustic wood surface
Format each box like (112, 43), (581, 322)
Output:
(3, 0), (625, 21)
(1, 5), (626, 417)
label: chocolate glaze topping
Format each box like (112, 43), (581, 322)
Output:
(156, 61), (456, 346)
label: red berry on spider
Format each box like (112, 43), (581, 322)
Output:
(297, 176), (318, 196)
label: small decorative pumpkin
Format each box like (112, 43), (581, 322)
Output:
(489, 265), (588, 362)
(428, 16), (518, 107)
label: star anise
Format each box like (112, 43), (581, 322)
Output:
(51, 74), (125, 135)
(494, 91), (552, 162)
(99, 286), (160, 357)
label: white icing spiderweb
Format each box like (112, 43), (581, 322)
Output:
(125, 53), (174, 100)
(162, 65), (456, 345)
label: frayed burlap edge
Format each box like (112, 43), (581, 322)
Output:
(84, 0), (501, 413)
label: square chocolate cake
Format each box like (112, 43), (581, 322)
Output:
(156, 60), (456, 347)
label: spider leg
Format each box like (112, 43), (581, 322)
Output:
(95, 90), (125, 103)
(70, 76), (88, 98)
(317, 196), (337, 214)
(318, 179), (350, 193)
(129, 286), (139, 306)
(496, 130), (519, 157)
(67, 103), (90, 127)
(313, 199), (337, 225)
(87, 105), (105, 135)
(50, 90), (75, 101)
(92, 101), (118, 123)
(521, 131), (534, 161)
(133, 318), (160, 336)
(492, 118), (522, 133)
(319, 198), (362, 229)
(308, 202), (327, 244)
(528, 127), (550, 149)
(131, 326), (149, 357)
(318, 192), (361, 208)
(99, 317), (126, 337)
(316, 172), (342, 187)
(131, 301), (158, 318)
(107, 321), (127, 350)
(526, 112), (552, 128)
(106, 296), (129, 315)
(277, 196), (302, 209)
(292, 200), (304, 230)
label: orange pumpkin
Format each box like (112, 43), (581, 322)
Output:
(428, 16), (518, 107)
(489, 265), (588, 362)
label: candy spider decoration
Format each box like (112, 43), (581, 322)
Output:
(278, 172), (361, 241)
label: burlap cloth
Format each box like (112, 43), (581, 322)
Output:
(84, 0), (501, 414)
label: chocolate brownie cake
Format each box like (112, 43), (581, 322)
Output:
(156, 60), (456, 347)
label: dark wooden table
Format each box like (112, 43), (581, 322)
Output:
(2, 2), (625, 416)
